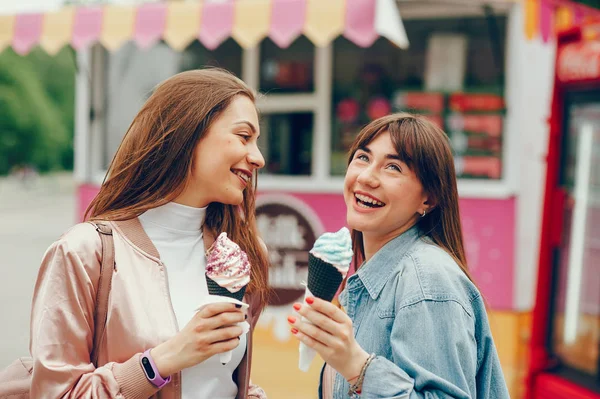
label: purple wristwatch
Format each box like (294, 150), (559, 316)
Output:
(140, 349), (171, 389)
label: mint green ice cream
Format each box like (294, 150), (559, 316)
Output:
(309, 227), (353, 277)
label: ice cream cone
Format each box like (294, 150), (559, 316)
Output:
(307, 253), (344, 302)
(206, 276), (247, 301)
(298, 254), (345, 372)
(298, 227), (353, 372)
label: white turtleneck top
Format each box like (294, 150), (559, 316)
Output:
(139, 202), (246, 399)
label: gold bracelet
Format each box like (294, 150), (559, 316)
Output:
(348, 353), (376, 398)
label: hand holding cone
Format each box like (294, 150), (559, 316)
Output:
(299, 227), (353, 371)
(205, 232), (251, 364)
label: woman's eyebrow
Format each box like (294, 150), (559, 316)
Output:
(233, 120), (257, 134)
(359, 146), (401, 160)
(385, 153), (402, 161)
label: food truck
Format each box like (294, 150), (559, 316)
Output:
(1, 0), (598, 397)
(526, 17), (600, 399)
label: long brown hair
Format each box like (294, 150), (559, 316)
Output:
(86, 68), (269, 310)
(347, 112), (471, 280)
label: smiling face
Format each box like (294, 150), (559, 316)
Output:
(344, 130), (430, 244)
(175, 95), (265, 208)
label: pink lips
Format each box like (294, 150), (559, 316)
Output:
(352, 190), (385, 213)
(232, 168), (252, 187)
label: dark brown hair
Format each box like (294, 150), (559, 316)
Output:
(86, 68), (269, 310)
(347, 112), (471, 280)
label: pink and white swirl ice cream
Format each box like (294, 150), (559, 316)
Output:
(205, 232), (251, 301)
(202, 232), (251, 365)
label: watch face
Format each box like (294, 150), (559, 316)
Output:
(141, 356), (156, 379)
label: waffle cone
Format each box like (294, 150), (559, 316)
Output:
(206, 277), (247, 301)
(307, 253), (344, 302)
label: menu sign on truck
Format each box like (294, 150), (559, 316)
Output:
(254, 194), (325, 341)
(255, 194), (324, 307)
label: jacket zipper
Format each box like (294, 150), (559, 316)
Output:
(159, 260), (182, 399)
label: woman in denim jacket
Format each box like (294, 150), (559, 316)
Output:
(288, 113), (510, 398)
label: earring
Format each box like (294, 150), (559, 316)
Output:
(421, 210), (426, 218)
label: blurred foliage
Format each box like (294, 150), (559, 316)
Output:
(577, 0), (600, 8)
(0, 47), (76, 175)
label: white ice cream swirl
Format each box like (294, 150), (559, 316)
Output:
(309, 227), (353, 277)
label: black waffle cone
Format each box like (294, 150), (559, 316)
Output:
(307, 253), (344, 302)
(206, 276), (247, 302)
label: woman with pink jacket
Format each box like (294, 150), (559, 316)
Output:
(29, 69), (269, 398)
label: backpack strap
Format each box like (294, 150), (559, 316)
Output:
(88, 222), (115, 367)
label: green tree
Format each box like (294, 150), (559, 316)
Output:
(576, 0), (600, 9)
(0, 47), (76, 175)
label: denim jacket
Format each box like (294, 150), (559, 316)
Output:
(323, 227), (510, 399)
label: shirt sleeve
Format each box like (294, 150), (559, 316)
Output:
(30, 237), (160, 399)
(360, 299), (480, 399)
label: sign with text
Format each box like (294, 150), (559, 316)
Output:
(558, 41), (600, 83)
(256, 194), (324, 308)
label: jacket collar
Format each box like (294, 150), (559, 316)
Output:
(352, 225), (422, 300)
(112, 218), (161, 260)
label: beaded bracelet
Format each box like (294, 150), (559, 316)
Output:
(348, 353), (376, 398)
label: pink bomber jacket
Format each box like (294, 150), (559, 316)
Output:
(29, 218), (265, 399)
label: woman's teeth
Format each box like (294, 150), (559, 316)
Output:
(357, 201), (373, 209)
(355, 193), (384, 208)
(234, 170), (249, 182)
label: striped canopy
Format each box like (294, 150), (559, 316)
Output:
(523, 0), (600, 42)
(0, 0), (409, 56)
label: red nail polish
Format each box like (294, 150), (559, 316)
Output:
(293, 303), (301, 311)
(287, 316), (296, 324)
(291, 328), (298, 334)
(306, 297), (314, 305)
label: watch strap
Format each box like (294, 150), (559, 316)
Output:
(140, 349), (171, 389)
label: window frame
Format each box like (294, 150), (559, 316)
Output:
(248, 44), (333, 187)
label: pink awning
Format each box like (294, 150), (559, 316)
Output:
(524, 0), (600, 42)
(0, 0), (409, 55)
